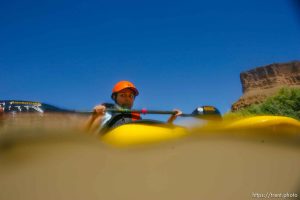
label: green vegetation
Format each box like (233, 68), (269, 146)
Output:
(224, 88), (300, 120)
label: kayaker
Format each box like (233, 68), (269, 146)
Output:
(85, 80), (182, 133)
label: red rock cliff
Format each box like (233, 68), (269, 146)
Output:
(231, 61), (300, 111)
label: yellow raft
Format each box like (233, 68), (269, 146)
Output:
(100, 116), (300, 147)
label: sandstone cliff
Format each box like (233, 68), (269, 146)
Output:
(232, 61), (300, 111)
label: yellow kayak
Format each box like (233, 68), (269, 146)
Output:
(101, 116), (300, 147)
(101, 120), (188, 147)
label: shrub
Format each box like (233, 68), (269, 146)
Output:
(225, 88), (300, 120)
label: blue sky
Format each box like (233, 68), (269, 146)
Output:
(1, 0), (300, 120)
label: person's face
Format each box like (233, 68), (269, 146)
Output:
(115, 88), (135, 109)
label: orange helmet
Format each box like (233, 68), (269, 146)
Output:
(111, 80), (139, 100)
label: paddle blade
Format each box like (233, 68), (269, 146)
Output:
(192, 106), (222, 120)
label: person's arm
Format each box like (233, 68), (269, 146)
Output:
(167, 109), (182, 124)
(84, 104), (106, 133)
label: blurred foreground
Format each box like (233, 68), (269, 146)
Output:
(0, 114), (300, 200)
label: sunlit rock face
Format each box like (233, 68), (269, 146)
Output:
(232, 61), (300, 111)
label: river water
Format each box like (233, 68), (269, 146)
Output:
(0, 114), (299, 200)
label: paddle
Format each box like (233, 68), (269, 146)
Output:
(86, 106), (222, 120)
(0, 100), (222, 120)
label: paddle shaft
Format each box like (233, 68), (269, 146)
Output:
(89, 108), (221, 120)
(74, 108), (196, 116)
(108, 108), (176, 114)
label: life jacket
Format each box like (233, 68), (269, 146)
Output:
(100, 103), (141, 134)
